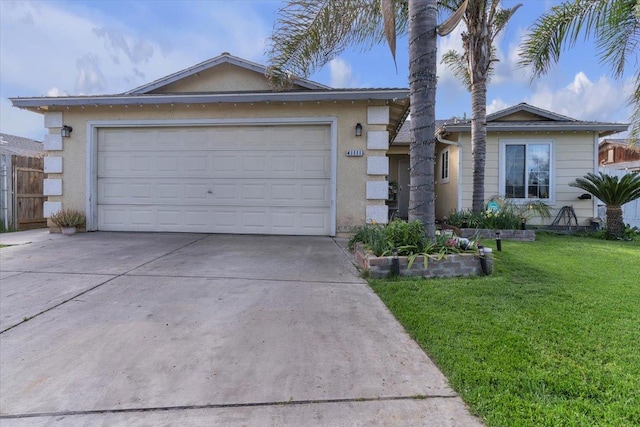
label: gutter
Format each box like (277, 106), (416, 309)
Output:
(10, 89), (410, 109)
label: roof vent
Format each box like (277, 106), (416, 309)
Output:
(221, 52), (230, 56)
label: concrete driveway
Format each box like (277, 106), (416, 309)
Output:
(0, 230), (482, 426)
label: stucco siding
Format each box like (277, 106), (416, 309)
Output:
(152, 63), (273, 93)
(45, 100), (388, 234)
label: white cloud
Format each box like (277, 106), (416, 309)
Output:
(525, 72), (632, 123)
(46, 87), (68, 97)
(436, 24), (465, 86)
(487, 98), (511, 114)
(329, 57), (356, 87)
(0, 1), (276, 138)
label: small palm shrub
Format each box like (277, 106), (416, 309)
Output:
(49, 209), (86, 228)
(571, 172), (640, 239)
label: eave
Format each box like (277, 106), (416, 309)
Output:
(10, 89), (409, 109)
(438, 121), (629, 138)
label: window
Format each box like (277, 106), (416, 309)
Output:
(500, 140), (553, 201)
(440, 149), (450, 183)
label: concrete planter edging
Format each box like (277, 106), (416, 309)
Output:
(354, 244), (494, 279)
(459, 228), (535, 242)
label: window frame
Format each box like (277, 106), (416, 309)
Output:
(499, 139), (555, 204)
(440, 148), (450, 184)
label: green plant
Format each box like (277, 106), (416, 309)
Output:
(0, 221), (14, 233)
(506, 198), (551, 222)
(349, 219), (478, 257)
(570, 172), (640, 239)
(447, 198), (551, 230)
(49, 209), (86, 228)
(623, 224), (640, 241)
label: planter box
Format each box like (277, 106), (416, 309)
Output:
(459, 228), (535, 242)
(355, 244), (493, 279)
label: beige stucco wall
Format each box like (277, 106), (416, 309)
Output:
(42, 100), (388, 234)
(459, 131), (598, 225)
(151, 63), (308, 94)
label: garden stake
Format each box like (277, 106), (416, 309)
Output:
(495, 231), (502, 251)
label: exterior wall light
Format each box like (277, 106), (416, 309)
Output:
(355, 123), (363, 137)
(61, 125), (73, 138)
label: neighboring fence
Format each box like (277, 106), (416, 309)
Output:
(1, 156), (47, 230)
(599, 167), (640, 228)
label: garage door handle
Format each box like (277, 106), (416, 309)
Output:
(207, 190), (213, 194)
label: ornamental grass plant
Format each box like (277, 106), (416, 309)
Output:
(49, 208), (86, 228)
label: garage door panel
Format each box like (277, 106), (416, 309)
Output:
(97, 125), (332, 235)
(98, 205), (330, 235)
(99, 152), (329, 179)
(99, 178), (330, 207)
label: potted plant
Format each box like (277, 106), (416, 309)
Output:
(49, 208), (86, 236)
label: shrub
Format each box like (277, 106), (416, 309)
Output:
(348, 219), (477, 256)
(49, 209), (86, 228)
(446, 198), (550, 230)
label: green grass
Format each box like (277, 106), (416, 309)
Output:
(370, 234), (640, 427)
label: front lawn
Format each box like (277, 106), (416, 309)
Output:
(370, 234), (640, 427)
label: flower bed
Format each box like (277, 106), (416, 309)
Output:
(354, 244), (494, 279)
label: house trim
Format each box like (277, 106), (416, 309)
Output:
(11, 89), (409, 109)
(85, 117), (338, 235)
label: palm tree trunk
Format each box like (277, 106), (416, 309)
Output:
(408, 0), (437, 241)
(471, 77), (487, 213)
(606, 205), (625, 239)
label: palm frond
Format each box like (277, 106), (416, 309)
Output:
(596, 0), (639, 79)
(381, 0), (397, 70)
(492, 4), (522, 42)
(441, 49), (470, 89)
(267, 0), (408, 88)
(570, 172), (640, 206)
(519, 0), (619, 79)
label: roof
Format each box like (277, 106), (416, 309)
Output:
(599, 138), (640, 151)
(437, 102), (628, 138)
(0, 133), (44, 158)
(125, 52), (331, 94)
(393, 119), (451, 144)
(486, 102), (577, 122)
(9, 89), (410, 108)
(9, 53), (410, 144)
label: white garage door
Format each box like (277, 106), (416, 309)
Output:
(97, 124), (332, 235)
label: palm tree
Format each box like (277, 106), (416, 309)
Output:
(267, 0), (519, 237)
(519, 0), (640, 138)
(439, 0), (521, 213)
(267, 0), (462, 241)
(570, 172), (640, 239)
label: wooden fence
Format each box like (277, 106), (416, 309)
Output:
(13, 156), (46, 230)
(599, 167), (640, 228)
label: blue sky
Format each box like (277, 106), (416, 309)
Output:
(0, 0), (634, 140)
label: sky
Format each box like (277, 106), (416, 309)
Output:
(0, 0), (634, 141)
